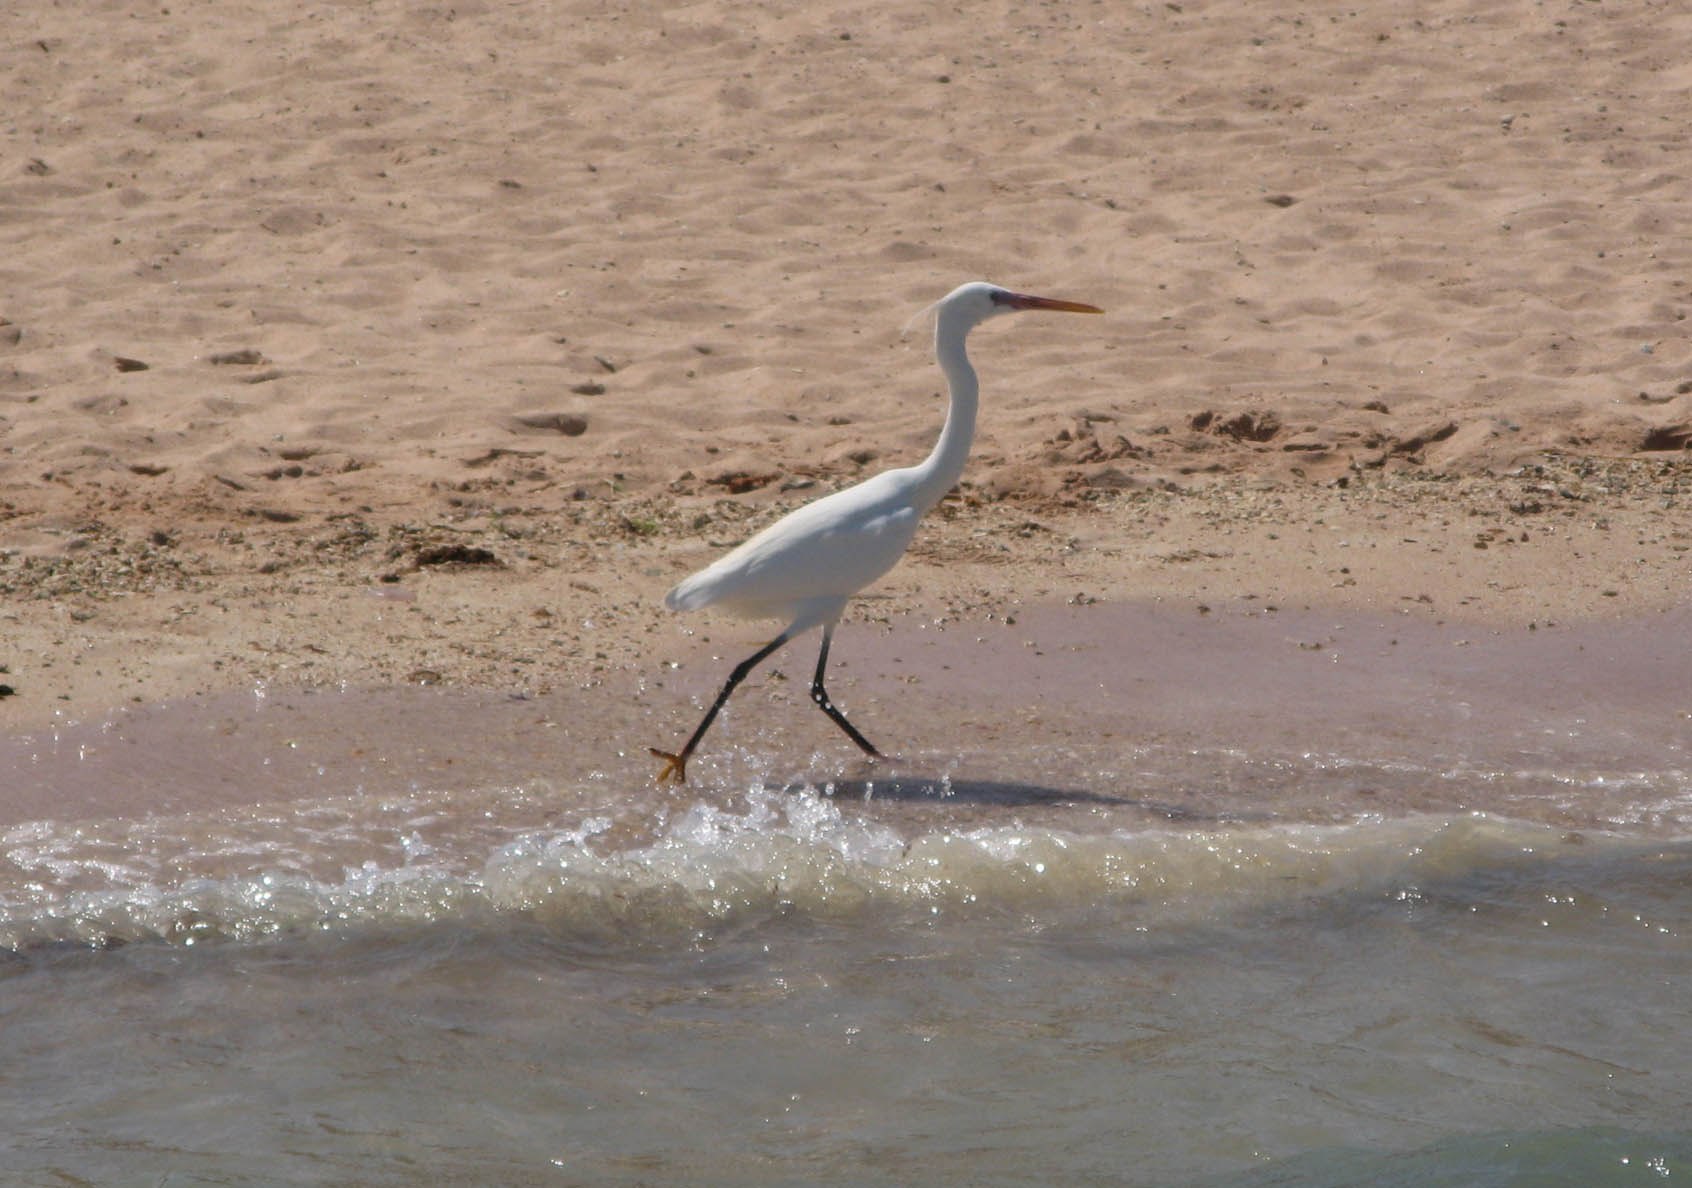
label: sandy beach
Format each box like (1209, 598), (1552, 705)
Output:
(2, 0), (1689, 755)
(6, 7), (1692, 1179)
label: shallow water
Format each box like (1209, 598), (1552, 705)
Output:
(3, 603), (1689, 1185)
(4, 761), (1691, 1185)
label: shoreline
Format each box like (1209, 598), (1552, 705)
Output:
(3, 459), (1686, 737)
(3, 582), (1685, 832)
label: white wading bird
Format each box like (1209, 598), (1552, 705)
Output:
(651, 281), (1103, 784)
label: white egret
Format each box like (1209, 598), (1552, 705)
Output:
(651, 281), (1103, 783)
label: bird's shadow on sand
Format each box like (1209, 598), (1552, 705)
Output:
(799, 773), (1254, 823)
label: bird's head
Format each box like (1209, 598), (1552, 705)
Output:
(938, 281), (1103, 329)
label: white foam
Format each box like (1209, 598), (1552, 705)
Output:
(0, 772), (1682, 952)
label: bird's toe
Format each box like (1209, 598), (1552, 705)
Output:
(649, 747), (687, 785)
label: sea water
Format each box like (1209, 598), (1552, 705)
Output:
(3, 602), (1689, 1185)
(3, 740), (1689, 1186)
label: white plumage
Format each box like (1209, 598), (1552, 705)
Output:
(651, 281), (1102, 783)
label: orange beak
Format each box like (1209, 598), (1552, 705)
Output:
(998, 291), (1105, 314)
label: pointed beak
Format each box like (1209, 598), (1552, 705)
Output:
(998, 291), (1104, 314)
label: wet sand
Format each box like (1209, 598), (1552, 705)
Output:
(4, 597), (1685, 832)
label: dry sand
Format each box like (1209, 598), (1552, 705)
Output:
(1, 0), (1689, 812)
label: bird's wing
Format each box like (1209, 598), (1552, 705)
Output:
(666, 472), (924, 617)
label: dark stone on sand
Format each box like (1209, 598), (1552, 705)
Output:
(1227, 412), (1281, 442)
(1640, 422), (1692, 452)
(706, 470), (778, 494)
(1391, 420), (1459, 454)
(1193, 410), (1281, 442)
(414, 544), (500, 568)
(513, 411), (589, 436)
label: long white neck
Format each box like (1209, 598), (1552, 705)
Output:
(907, 305), (981, 512)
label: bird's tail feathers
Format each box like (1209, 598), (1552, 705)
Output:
(664, 577), (714, 613)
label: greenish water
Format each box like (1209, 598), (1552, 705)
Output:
(3, 746), (1688, 1186)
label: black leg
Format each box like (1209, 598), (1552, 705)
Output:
(651, 631), (792, 783)
(809, 625), (881, 757)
